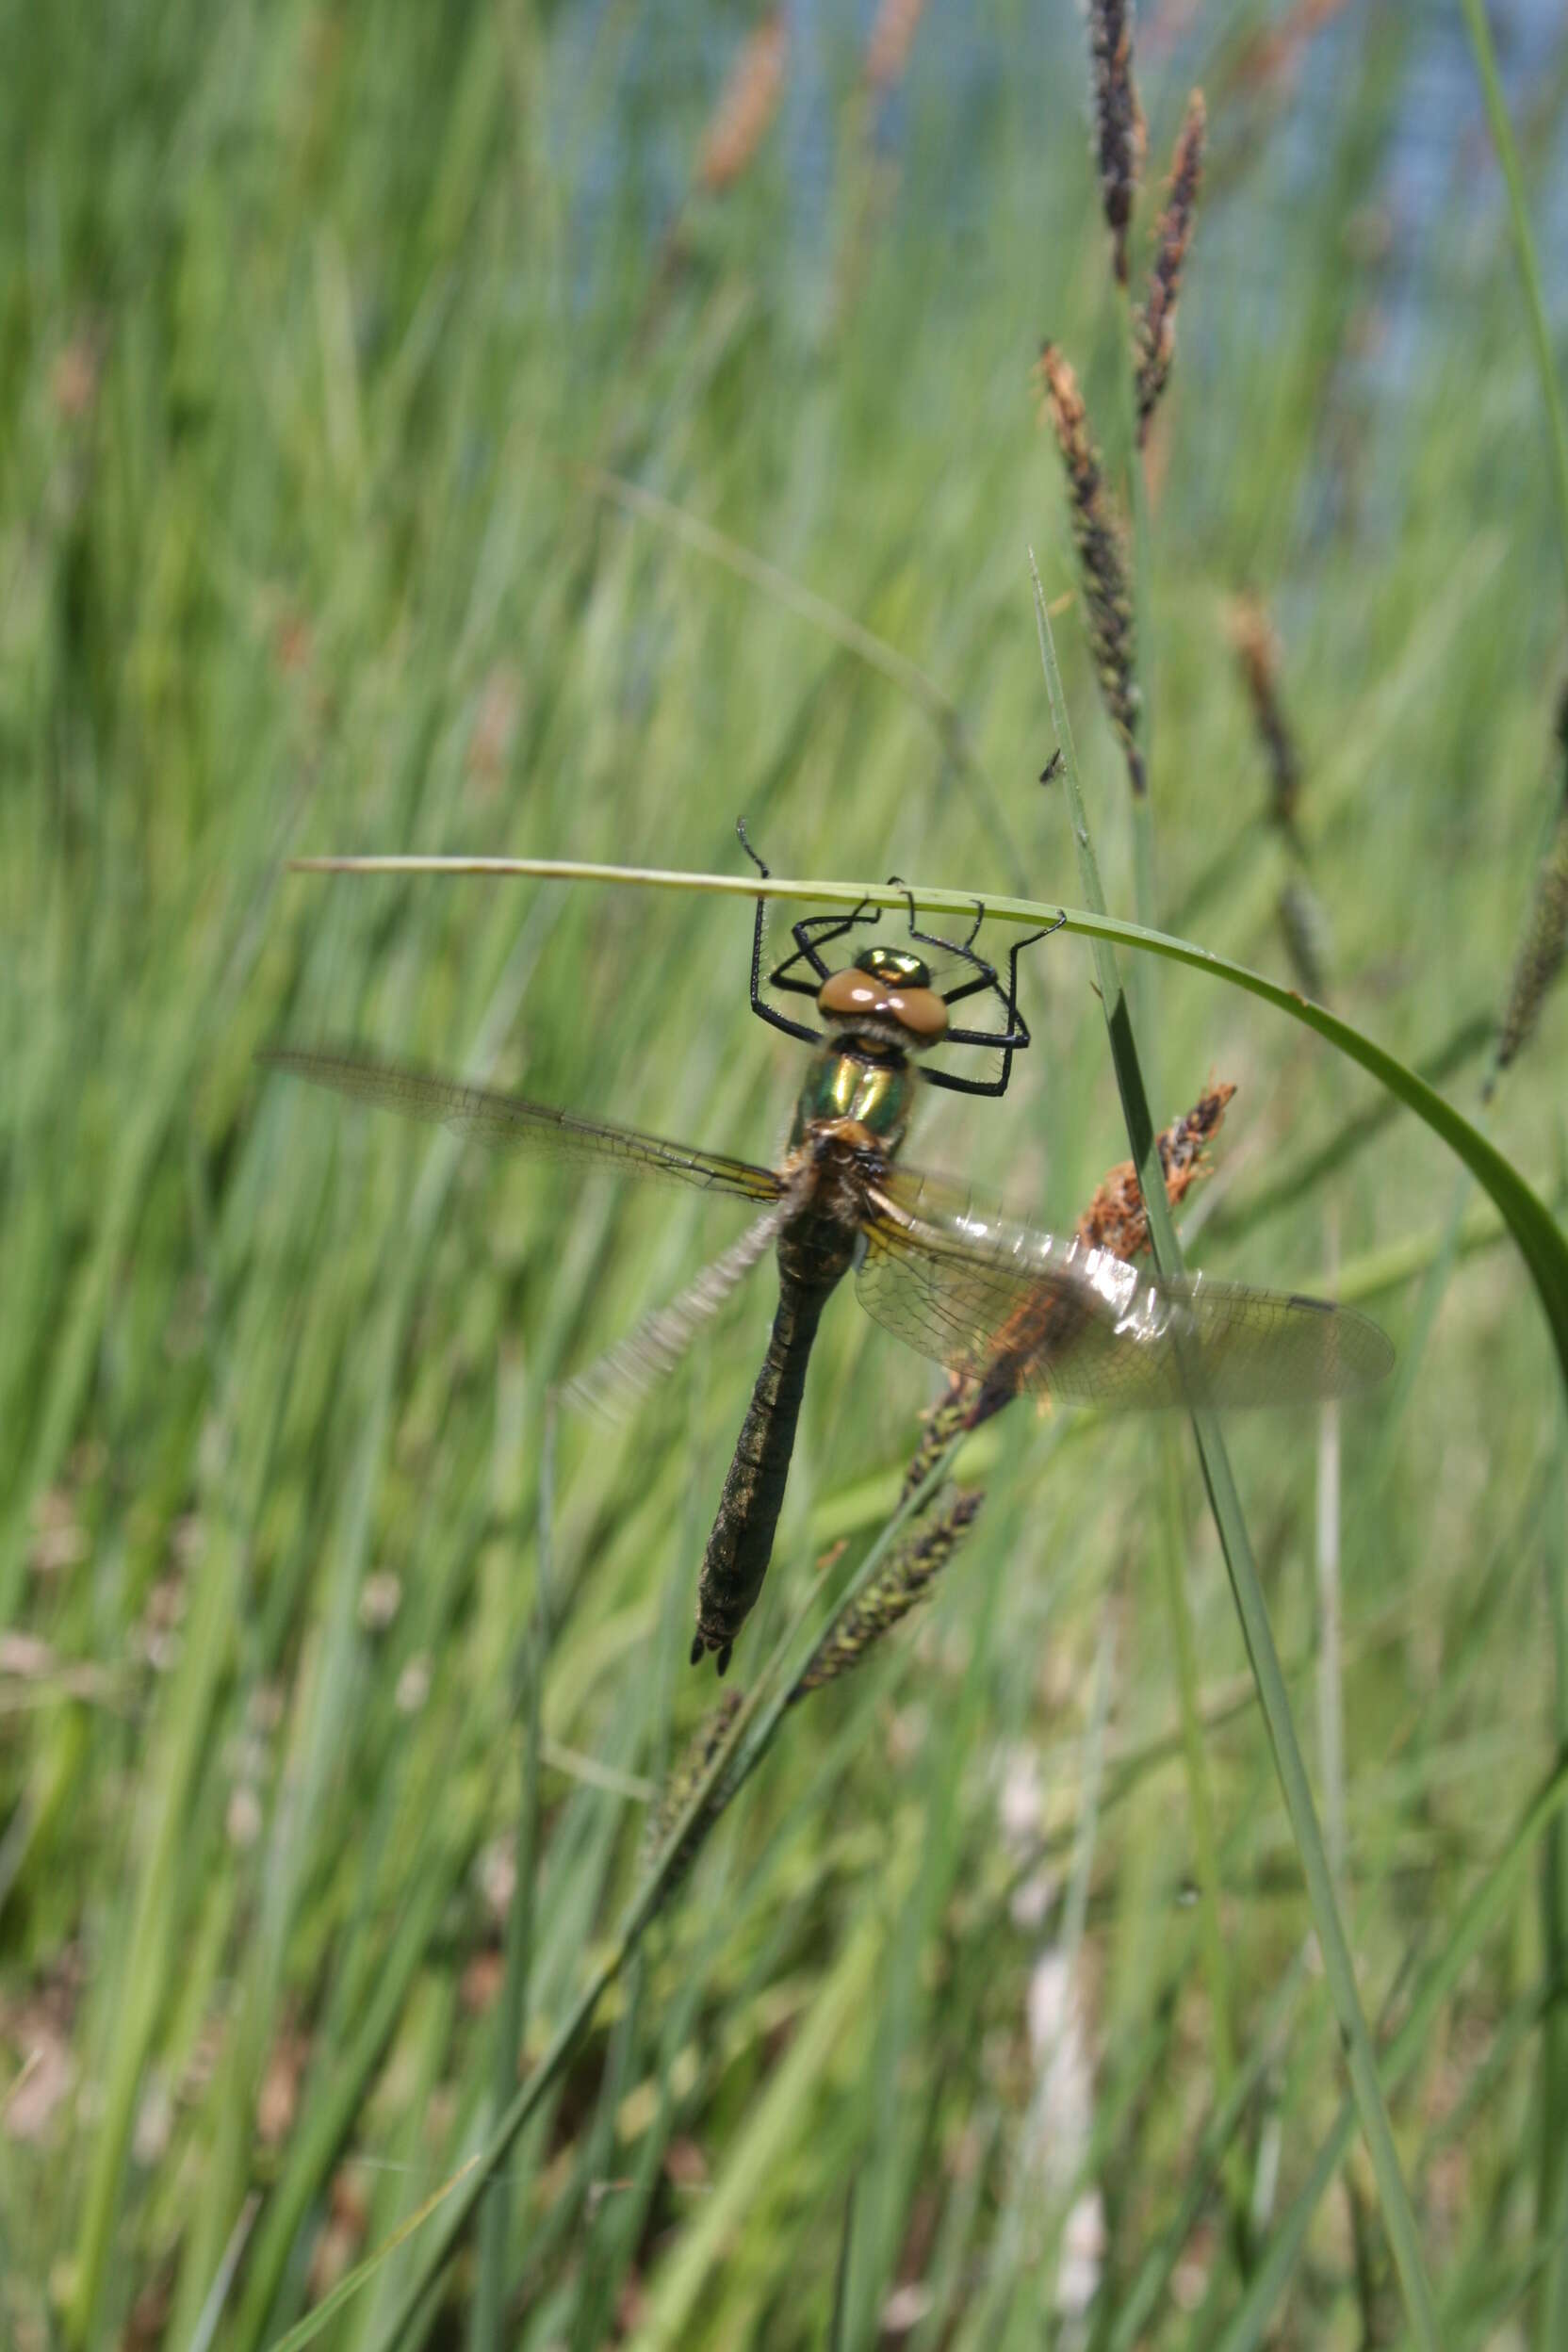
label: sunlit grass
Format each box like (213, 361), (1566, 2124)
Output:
(3, 4), (1568, 2349)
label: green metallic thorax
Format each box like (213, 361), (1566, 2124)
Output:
(789, 1042), (916, 1152)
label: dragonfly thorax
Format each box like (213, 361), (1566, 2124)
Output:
(790, 1039), (917, 1154)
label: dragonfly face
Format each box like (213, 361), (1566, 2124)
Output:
(259, 841), (1391, 1676)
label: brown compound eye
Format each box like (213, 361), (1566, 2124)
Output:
(816, 967), (949, 1041)
(882, 986), (948, 1041)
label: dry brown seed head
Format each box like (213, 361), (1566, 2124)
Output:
(865, 0), (927, 92)
(1226, 591), (1302, 830)
(1035, 343), (1145, 797)
(696, 13), (788, 195)
(1134, 90), (1207, 446)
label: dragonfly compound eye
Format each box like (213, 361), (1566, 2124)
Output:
(816, 965), (949, 1042)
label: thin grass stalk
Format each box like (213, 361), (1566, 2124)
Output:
(1541, 2129), (1568, 2352)
(1231, 614), (1348, 1901)
(1216, 1009), (1490, 1242)
(1047, 1608), (1116, 2295)
(186, 2195), (261, 2352)
(1205, 1754), (1568, 2352)
(1457, 0), (1568, 611)
(1105, 1946), (1315, 2352)
(828, 2182), (858, 2350)
(1491, 693), (1568, 1096)
(970, 1609), (1117, 2343)
(570, 463), (1026, 873)
(573, 466), (966, 754)
(232, 1847), (472, 2349)
(269, 1433), (966, 2352)
(468, 1601), (546, 2347)
(1153, 1430), (1246, 2215)
(1030, 567), (1441, 2346)
(1315, 1243), (1346, 1886)
(1112, 145), (1248, 2238)
(1538, 1397), (1568, 2352)
(1483, 704), (1568, 2339)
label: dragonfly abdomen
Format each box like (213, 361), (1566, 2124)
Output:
(691, 1258), (846, 1674)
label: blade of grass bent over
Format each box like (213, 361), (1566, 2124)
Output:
(1030, 558), (1441, 2348)
(285, 854), (1568, 1387)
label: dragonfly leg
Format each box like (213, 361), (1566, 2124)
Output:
(686, 1632), (734, 1675)
(888, 876), (988, 966)
(740, 819), (824, 1043)
(920, 911), (1068, 1098)
(738, 818), (878, 1036)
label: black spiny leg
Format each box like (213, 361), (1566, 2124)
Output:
(882, 876), (1066, 1099)
(888, 876), (988, 972)
(738, 818), (879, 1043)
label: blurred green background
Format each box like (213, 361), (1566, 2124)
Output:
(5, 1), (1568, 2345)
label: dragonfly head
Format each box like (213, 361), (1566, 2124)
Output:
(816, 946), (949, 1048)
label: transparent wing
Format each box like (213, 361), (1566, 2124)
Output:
(561, 1209), (784, 1420)
(858, 1172), (1394, 1411)
(258, 1047), (783, 1204)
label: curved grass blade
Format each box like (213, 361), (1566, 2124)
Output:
(281, 856), (1568, 1390)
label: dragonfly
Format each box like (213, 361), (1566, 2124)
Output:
(261, 835), (1394, 1673)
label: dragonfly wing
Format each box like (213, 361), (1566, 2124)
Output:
(562, 1208), (784, 1421)
(858, 1179), (1394, 1410)
(258, 1047), (782, 1203)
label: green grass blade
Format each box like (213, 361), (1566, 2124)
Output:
(1204, 1754), (1568, 2352)
(257, 1437), (964, 2352)
(1457, 0), (1568, 607)
(1031, 568), (1441, 2345)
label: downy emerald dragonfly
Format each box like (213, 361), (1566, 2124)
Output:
(261, 836), (1393, 1671)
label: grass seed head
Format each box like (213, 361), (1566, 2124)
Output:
(696, 12), (789, 195)
(899, 1377), (979, 1506)
(903, 1084), (1236, 1452)
(1036, 342), (1145, 796)
(644, 1690), (744, 1886)
(1075, 1081), (1235, 1260)
(1134, 90), (1206, 446)
(1493, 697), (1568, 1085)
(1086, 0), (1145, 286)
(791, 1492), (986, 1698)
(865, 0), (927, 92)
(1227, 592), (1303, 831)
